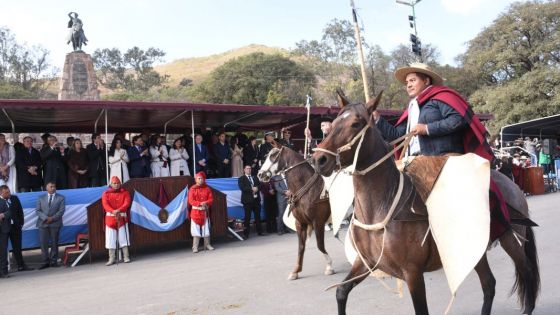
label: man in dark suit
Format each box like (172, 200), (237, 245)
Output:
(0, 185), (12, 278)
(16, 136), (43, 192)
(2, 186), (32, 271)
(87, 133), (107, 187)
(258, 132), (275, 167)
(127, 135), (151, 178)
(213, 132), (231, 178)
(237, 165), (263, 239)
(36, 182), (65, 269)
(243, 136), (260, 176)
(193, 134), (209, 174)
(40, 136), (67, 189)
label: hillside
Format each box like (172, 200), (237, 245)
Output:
(154, 44), (289, 86)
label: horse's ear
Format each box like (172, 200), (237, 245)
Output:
(271, 139), (281, 148)
(336, 88), (350, 108)
(365, 90), (383, 116)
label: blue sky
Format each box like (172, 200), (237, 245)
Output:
(1, 0), (522, 71)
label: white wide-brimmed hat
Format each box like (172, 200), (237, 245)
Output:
(395, 62), (444, 86)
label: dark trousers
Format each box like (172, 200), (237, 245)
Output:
(216, 162), (231, 178)
(8, 225), (24, 267)
(264, 195), (278, 233)
(243, 200), (261, 237)
(0, 232), (8, 275)
(18, 187), (42, 193)
(90, 173), (107, 187)
(39, 227), (60, 264)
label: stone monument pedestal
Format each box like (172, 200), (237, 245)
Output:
(58, 52), (100, 100)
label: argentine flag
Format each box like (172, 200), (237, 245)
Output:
(130, 187), (188, 232)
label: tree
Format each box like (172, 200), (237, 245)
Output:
(195, 52), (315, 105)
(462, 1), (560, 133)
(93, 46), (169, 96)
(0, 27), (56, 99)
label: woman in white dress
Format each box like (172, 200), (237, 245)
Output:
(0, 134), (16, 192)
(169, 138), (190, 176)
(108, 138), (130, 183)
(150, 135), (170, 177)
(230, 136), (244, 177)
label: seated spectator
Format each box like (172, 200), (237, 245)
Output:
(16, 136), (43, 192)
(40, 136), (67, 189)
(149, 135), (170, 178)
(86, 133), (107, 187)
(67, 139), (89, 189)
(169, 138), (190, 176)
(280, 129), (296, 150)
(0, 134), (17, 192)
(127, 135), (150, 178)
(108, 138), (130, 183)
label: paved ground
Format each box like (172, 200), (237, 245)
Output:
(2, 193), (559, 315)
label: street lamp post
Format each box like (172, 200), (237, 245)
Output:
(396, 0), (423, 61)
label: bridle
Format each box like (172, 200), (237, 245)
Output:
(260, 146), (321, 206)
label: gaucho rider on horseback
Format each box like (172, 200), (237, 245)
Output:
(372, 63), (509, 239)
(67, 12), (88, 50)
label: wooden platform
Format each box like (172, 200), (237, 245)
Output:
(86, 176), (228, 254)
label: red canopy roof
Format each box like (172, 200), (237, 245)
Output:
(0, 99), (405, 133)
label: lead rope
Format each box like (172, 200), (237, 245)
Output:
(325, 172), (404, 291)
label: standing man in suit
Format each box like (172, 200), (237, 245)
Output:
(272, 174), (290, 235)
(87, 133), (107, 187)
(237, 165), (263, 239)
(2, 186), (32, 271)
(127, 135), (150, 178)
(243, 136), (260, 176)
(258, 132), (275, 167)
(16, 136), (43, 192)
(40, 136), (67, 189)
(36, 182), (65, 269)
(0, 185), (12, 278)
(213, 132), (231, 178)
(193, 134), (209, 174)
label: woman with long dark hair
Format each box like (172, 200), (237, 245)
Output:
(108, 138), (130, 183)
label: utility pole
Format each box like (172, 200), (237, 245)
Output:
(396, 0), (423, 61)
(349, 0), (371, 102)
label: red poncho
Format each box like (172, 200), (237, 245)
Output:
(188, 182), (214, 227)
(102, 187), (132, 230)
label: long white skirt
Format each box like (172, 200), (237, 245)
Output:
(151, 161), (170, 177)
(105, 224), (131, 249)
(190, 218), (211, 237)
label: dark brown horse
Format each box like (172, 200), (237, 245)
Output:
(258, 141), (334, 280)
(312, 93), (540, 315)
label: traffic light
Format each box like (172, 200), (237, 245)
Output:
(410, 34), (422, 57)
(409, 15), (414, 28)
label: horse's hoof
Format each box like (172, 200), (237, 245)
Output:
(288, 272), (299, 280)
(324, 268), (335, 276)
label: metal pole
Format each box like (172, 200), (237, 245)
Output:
(105, 109), (109, 185)
(350, 0), (371, 102)
(191, 110), (196, 175)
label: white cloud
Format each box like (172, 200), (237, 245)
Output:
(441, 0), (484, 15)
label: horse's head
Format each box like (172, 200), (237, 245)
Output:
(257, 139), (285, 182)
(312, 89), (383, 176)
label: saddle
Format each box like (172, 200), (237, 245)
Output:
(393, 156), (447, 222)
(392, 155), (535, 227)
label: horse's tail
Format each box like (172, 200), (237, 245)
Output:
(511, 226), (540, 309)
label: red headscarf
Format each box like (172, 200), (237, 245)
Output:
(110, 176), (121, 184)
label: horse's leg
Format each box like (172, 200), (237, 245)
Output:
(313, 209), (334, 275)
(336, 259), (369, 315)
(474, 253), (496, 315)
(288, 221), (307, 280)
(499, 227), (540, 315)
(403, 270), (429, 315)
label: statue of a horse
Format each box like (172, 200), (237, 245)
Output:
(258, 141), (335, 280)
(312, 92), (540, 315)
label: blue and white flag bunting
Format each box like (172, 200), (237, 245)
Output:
(14, 178), (263, 250)
(130, 187), (188, 232)
(16, 187), (106, 250)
